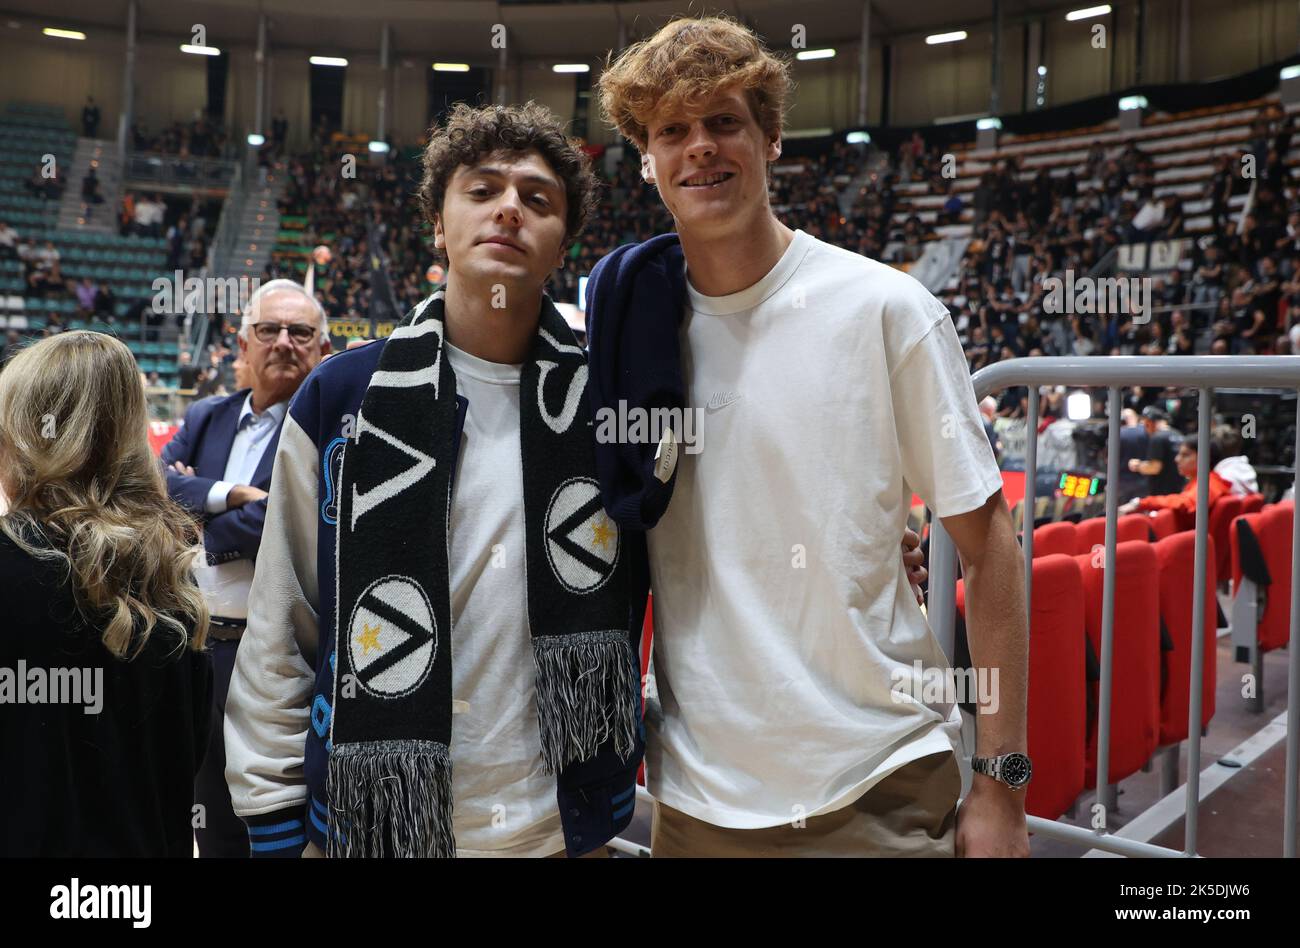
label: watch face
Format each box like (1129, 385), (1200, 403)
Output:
(1002, 753), (1032, 787)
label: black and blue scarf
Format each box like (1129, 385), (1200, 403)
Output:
(585, 234), (688, 530)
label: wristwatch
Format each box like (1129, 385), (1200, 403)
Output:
(971, 752), (1033, 789)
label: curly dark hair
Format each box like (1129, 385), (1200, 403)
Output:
(417, 101), (599, 248)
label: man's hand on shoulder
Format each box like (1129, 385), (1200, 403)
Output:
(901, 527), (927, 606)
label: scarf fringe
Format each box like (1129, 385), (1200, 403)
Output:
(533, 631), (638, 774)
(326, 740), (454, 858)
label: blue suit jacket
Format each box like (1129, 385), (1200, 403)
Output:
(160, 389), (283, 566)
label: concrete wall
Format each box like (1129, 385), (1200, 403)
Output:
(3, 0), (1298, 142)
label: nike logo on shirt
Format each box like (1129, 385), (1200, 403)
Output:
(706, 391), (741, 413)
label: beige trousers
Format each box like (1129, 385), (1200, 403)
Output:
(649, 751), (961, 857)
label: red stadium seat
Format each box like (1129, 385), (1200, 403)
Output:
(1240, 493), (1265, 515)
(1230, 501), (1294, 715)
(1230, 511), (1264, 591)
(1153, 531), (1217, 745)
(954, 555), (1087, 823)
(637, 594), (653, 786)
(1031, 521), (1078, 558)
(1209, 495), (1244, 584)
(640, 594), (654, 694)
(1074, 514), (1152, 557)
(1227, 507), (1289, 655)
(1150, 508), (1179, 539)
(1023, 556), (1088, 821)
(1075, 542), (1162, 789)
(1257, 502), (1294, 653)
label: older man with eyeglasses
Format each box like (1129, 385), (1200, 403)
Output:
(160, 278), (331, 857)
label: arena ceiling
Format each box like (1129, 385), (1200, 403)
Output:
(1, 0), (1117, 61)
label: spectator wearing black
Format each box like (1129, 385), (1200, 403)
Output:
(1102, 161), (1126, 216)
(1253, 255), (1282, 333)
(1158, 268), (1188, 309)
(81, 167), (104, 221)
(23, 243), (59, 299)
(1206, 155), (1233, 231)
(81, 96), (100, 138)
(1159, 195), (1184, 239)
(195, 365), (221, 399)
(177, 349), (199, 390)
(1116, 408), (1150, 504)
(166, 214), (188, 270)
(1191, 244), (1224, 309)
(0, 331), (211, 856)
(81, 167), (102, 204)
(93, 281), (116, 318)
(1129, 405), (1185, 497)
(1168, 311), (1195, 355)
(25, 162), (62, 201)
(1277, 211), (1300, 258)
(272, 111), (288, 154)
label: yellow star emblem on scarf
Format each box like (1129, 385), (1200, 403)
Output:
(591, 514), (614, 550)
(356, 622), (383, 655)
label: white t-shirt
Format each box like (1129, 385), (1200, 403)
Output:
(644, 228), (1003, 829)
(444, 342), (563, 857)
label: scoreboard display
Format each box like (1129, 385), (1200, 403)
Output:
(1058, 472), (1104, 499)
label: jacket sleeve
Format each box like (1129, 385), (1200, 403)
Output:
(1137, 491), (1191, 514)
(160, 402), (220, 513)
(223, 412), (321, 856)
(203, 497), (267, 564)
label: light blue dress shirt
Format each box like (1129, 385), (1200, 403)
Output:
(204, 393), (289, 513)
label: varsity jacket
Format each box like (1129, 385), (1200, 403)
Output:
(223, 339), (648, 857)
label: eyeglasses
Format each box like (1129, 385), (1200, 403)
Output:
(251, 321), (318, 344)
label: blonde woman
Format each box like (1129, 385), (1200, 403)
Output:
(0, 331), (212, 856)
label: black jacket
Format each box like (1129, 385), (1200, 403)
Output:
(0, 529), (212, 856)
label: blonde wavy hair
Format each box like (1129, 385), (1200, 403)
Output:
(596, 15), (793, 150)
(0, 331), (209, 658)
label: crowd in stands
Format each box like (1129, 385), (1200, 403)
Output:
(0, 196), (217, 377)
(950, 103), (1296, 378)
(130, 116), (232, 159)
(264, 138), (425, 320)
(13, 89), (1295, 465)
(0, 229), (120, 348)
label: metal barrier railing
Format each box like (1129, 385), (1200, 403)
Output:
(928, 354), (1300, 858)
(124, 152), (238, 191)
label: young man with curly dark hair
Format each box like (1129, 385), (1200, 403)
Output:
(224, 101), (643, 858)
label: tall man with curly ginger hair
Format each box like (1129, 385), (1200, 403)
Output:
(588, 17), (1031, 857)
(224, 103), (646, 858)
